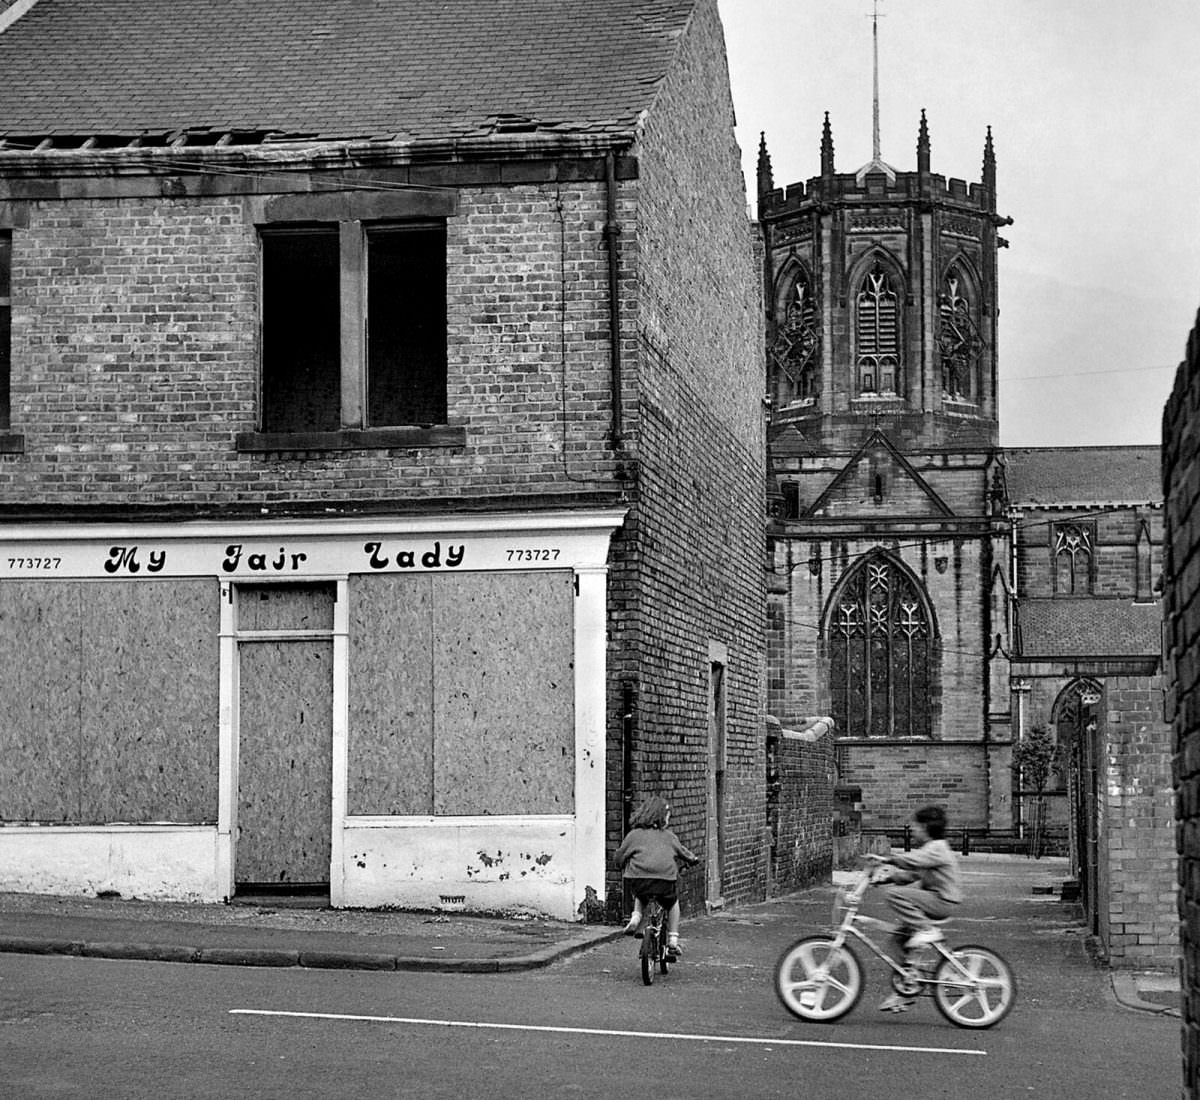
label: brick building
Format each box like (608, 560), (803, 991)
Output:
(1164, 307), (1200, 1094)
(0, 0), (794, 920)
(1004, 447), (1174, 965)
(757, 107), (1174, 961)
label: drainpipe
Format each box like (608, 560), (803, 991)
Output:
(603, 151), (624, 449)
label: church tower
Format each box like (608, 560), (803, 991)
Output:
(758, 114), (1007, 451)
(760, 24), (1015, 833)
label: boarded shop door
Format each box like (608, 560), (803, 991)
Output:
(235, 585), (334, 889)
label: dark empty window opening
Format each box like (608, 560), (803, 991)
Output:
(261, 229), (341, 433)
(258, 220), (448, 437)
(366, 224), (447, 427)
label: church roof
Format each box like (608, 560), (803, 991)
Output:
(1004, 446), (1161, 507)
(1017, 597), (1163, 659)
(0, 0), (695, 148)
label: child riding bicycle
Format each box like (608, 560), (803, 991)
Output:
(614, 795), (700, 959)
(866, 804), (963, 1012)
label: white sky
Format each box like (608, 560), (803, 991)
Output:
(718, 0), (1200, 446)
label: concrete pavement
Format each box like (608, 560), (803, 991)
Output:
(0, 855), (1181, 1014)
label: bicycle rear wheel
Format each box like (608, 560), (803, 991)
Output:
(932, 945), (1015, 1028)
(641, 927), (658, 985)
(775, 936), (863, 1022)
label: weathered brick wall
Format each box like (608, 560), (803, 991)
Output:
(604, 0), (769, 914)
(770, 733), (834, 889)
(1163, 304), (1200, 1096)
(840, 742), (990, 829)
(7, 186), (621, 502)
(1099, 677), (1176, 966)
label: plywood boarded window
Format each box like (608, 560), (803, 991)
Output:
(0, 580), (219, 823)
(347, 571), (574, 816)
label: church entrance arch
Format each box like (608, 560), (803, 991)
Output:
(823, 551), (938, 739)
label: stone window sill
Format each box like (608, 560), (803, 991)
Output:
(236, 426), (466, 453)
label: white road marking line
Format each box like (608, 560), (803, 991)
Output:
(229, 1008), (986, 1057)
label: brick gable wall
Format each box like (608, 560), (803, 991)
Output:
(603, 0), (782, 911)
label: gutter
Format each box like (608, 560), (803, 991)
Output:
(0, 0), (39, 34)
(603, 151), (624, 449)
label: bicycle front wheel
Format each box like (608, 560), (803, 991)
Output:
(932, 945), (1016, 1028)
(775, 936), (863, 1022)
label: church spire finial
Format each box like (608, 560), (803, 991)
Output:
(855, 0), (895, 183)
(871, 0), (883, 162)
(917, 108), (930, 175)
(757, 131), (774, 197)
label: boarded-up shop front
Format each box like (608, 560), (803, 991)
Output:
(0, 510), (623, 920)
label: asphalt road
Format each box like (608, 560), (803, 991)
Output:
(0, 860), (1181, 1099)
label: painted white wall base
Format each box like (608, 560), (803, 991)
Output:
(0, 825), (221, 901)
(340, 817), (589, 920)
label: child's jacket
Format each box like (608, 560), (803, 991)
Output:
(889, 838), (963, 903)
(614, 827), (698, 881)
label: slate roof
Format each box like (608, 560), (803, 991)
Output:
(1017, 597), (1163, 659)
(1004, 446), (1161, 507)
(0, 0), (696, 147)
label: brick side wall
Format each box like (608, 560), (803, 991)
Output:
(1100, 677), (1176, 966)
(605, 0), (770, 915)
(7, 187), (621, 503)
(1163, 305), (1200, 1096)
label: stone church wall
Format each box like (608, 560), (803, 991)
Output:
(1163, 304), (1200, 1094)
(768, 533), (994, 829)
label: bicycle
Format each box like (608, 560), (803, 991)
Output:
(637, 898), (671, 985)
(774, 864), (1016, 1028)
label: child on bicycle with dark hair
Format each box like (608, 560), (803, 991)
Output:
(614, 795), (700, 959)
(867, 804), (963, 1012)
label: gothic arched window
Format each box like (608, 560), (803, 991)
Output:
(1053, 523), (1093, 595)
(827, 553), (934, 738)
(937, 268), (982, 400)
(855, 264), (900, 395)
(770, 272), (819, 403)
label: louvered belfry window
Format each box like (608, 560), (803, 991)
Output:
(828, 554), (933, 738)
(856, 264), (900, 394)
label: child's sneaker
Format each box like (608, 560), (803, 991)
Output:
(878, 994), (916, 1013)
(623, 914), (641, 935)
(905, 927), (944, 949)
(666, 937), (681, 958)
